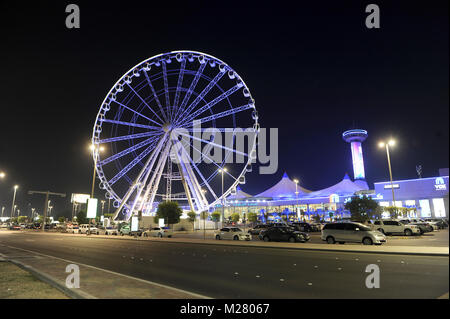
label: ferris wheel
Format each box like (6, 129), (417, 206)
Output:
(92, 50), (259, 221)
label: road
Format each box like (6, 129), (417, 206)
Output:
(0, 231), (448, 298)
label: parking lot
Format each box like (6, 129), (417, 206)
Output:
(6, 226), (447, 248)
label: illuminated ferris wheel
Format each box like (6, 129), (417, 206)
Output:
(92, 51), (259, 221)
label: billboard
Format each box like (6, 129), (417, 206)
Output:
(71, 193), (90, 204)
(86, 198), (98, 218)
(131, 216), (139, 232)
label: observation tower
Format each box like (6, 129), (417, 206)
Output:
(342, 129), (369, 190)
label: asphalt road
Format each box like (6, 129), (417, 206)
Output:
(0, 231), (448, 298)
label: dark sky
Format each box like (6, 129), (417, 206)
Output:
(0, 1), (448, 217)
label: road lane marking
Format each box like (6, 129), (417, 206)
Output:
(4, 244), (211, 299)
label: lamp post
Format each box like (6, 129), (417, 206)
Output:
(1, 207), (5, 218)
(88, 143), (105, 235)
(219, 168), (227, 223)
(379, 140), (397, 209)
(11, 185), (18, 221)
(293, 179), (299, 221)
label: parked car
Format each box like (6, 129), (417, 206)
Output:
(8, 224), (21, 231)
(103, 227), (119, 235)
(290, 222), (320, 232)
(425, 218), (447, 229)
(79, 224), (99, 235)
(322, 222), (386, 245)
(258, 226), (310, 243)
(119, 224), (143, 236)
(142, 227), (173, 238)
(248, 224), (271, 235)
(372, 220), (421, 236)
(215, 227), (251, 241)
(400, 220), (432, 235)
(0, 223), (8, 229)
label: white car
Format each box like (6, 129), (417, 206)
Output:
(79, 224), (99, 235)
(214, 227), (251, 241)
(142, 227), (173, 238)
(372, 220), (421, 236)
(103, 227), (119, 235)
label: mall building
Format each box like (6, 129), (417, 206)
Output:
(218, 129), (449, 222)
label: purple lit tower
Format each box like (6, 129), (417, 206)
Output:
(342, 129), (369, 190)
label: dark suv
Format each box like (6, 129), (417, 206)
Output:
(291, 222), (320, 232)
(259, 226), (310, 243)
(248, 224), (271, 235)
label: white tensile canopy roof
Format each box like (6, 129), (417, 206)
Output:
(227, 185), (252, 200)
(305, 173), (364, 198)
(255, 172), (312, 199)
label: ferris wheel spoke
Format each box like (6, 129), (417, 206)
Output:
(161, 61), (171, 112)
(112, 134), (169, 220)
(177, 141), (219, 201)
(174, 62), (207, 120)
(172, 58), (186, 119)
(100, 119), (162, 131)
(175, 70), (225, 126)
(184, 104), (254, 127)
(142, 69), (169, 123)
(111, 100), (162, 127)
(188, 141), (238, 181)
(108, 135), (167, 186)
(177, 131), (248, 158)
(98, 131), (162, 144)
(126, 83), (165, 124)
(98, 137), (159, 166)
(177, 82), (244, 127)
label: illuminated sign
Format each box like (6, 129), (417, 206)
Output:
(131, 216), (139, 232)
(71, 193), (90, 204)
(435, 177), (447, 190)
(158, 218), (165, 227)
(86, 198), (98, 218)
(350, 142), (365, 180)
(383, 184), (399, 189)
(329, 194), (340, 203)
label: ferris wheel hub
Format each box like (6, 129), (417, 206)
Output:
(162, 122), (173, 133)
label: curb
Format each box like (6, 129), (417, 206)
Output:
(0, 253), (95, 299)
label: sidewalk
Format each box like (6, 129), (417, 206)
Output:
(0, 246), (209, 299)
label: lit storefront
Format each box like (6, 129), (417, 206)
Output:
(373, 174), (449, 219)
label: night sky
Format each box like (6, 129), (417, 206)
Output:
(0, 1), (448, 218)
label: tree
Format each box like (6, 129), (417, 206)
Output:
(58, 216), (65, 223)
(384, 206), (407, 219)
(200, 211), (209, 220)
(312, 214), (321, 223)
(231, 213), (240, 223)
(247, 212), (257, 226)
(76, 210), (88, 225)
(155, 201), (182, 228)
(187, 211), (197, 231)
(18, 216), (28, 223)
(211, 211), (221, 229)
(344, 195), (381, 222)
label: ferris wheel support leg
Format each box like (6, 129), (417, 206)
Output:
(112, 134), (168, 221)
(174, 141), (208, 212)
(137, 141), (171, 212)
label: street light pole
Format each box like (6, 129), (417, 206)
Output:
(385, 143), (396, 205)
(219, 168), (227, 224)
(88, 144), (105, 236)
(11, 185), (18, 221)
(293, 179), (299, 221)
